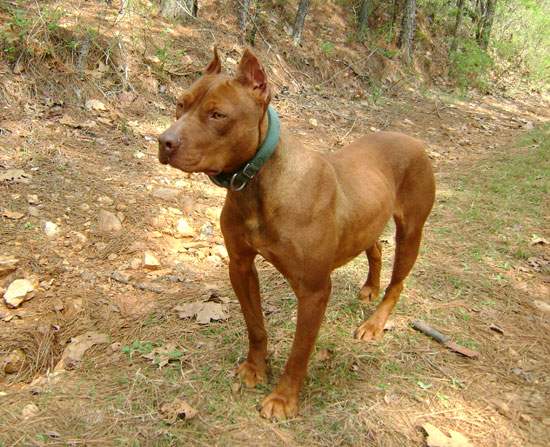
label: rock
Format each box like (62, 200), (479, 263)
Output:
(80, 203), (90, 211)
(130, 258), (141, 269)
(27, 194), (39, 204)
(151, 187), (181, 201)
(52, 298), (64, 312)
(85, 99), (107, 111)
(309, 118), (318, 127)
(206, 255), (222, 265)
(0, 256), (18, 277)
(97, 210), (122, 233)
(199, 223), (214, 240)
(212, 244), (228, 260)
(98, 195), (114, 206)
(28, 206), (40, 217)
(3, 348), (26, 374)
(44, 221), (59, 238)
(143, 251), (161, 269)
(176, 218), (195, 237)
(533, 300), (550, 314)
(3, 278), (35, 308)
(22, 403), (39, 420)
(205, 207), (221, 221)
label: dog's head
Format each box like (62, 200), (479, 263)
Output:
(158, 48), (271, 175)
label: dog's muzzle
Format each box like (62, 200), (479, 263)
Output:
(158, 130), (179, 164)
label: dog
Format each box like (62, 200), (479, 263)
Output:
(158, 48), (435, 420)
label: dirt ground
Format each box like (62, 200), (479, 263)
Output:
(1, 2), (550, 446)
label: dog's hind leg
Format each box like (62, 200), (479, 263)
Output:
(355, 215), (424, 341)
(358, 241), (382, 303)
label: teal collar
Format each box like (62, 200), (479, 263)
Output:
(209, 105), (280, 191)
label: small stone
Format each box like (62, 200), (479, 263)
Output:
(176, 218), (195, 237)
(3, 348), (26, 374)
(80, 203), (91, 211)
(110, 342), (122, 352)
(0, 256), (18, 277)
(27, 194), (39, 204)
(73, 231), (87, 243)
(3, 278), (35, 308)
(309, 118), (318, 127)
(85, 99), (107, 111)
(107, 253), (118, 261)
(520, 413), (532, 423)
(206, 255), (222, 264)
(151, 187), (181, 201)
(212, 244), (228, 260)
(22, 403), (39, 420)
(205, 207), (221, 221)
(28, 206), (40, 217)
(130, 258), (141, 269)
(97, 210), (122, 233)
(98, 195), (114, 206)
(143, 251), (161, 269)
(52, 298), (64, 312)
(226, 57), (237, 65)
(199, 223), (214, 240)
(533, 300), (550, 314)
(44, 221), (59, 238)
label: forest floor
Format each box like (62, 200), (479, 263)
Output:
(1, 2), (550, 446)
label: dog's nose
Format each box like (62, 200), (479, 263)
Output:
(158, 131), (178, 164)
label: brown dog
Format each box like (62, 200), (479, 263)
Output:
(158, 48), (435, 420)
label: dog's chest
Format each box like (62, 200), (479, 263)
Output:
(243, 216), (275, 259)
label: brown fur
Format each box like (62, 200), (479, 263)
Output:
(158, 48), (436, 420)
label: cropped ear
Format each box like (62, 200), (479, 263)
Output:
(236, 48), (270, 103)
(204, 46), (221, 75)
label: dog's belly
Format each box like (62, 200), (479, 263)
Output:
(331, 209), (392, 269)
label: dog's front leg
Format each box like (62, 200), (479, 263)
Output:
(229, 254), (268, 388)
(260, 277), (331, 420)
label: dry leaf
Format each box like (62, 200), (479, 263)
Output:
(316, 348), (332, 362)
(2, 209), (24, 219)
(55, 331), (109, 371)
(422, 423), (473, 447)
(175, 301), (228, 324)
(530, 235), (548, 246)
(141, 343), (183, 368)
(160, 397), (197, 423)
(0, 169), (31, 183)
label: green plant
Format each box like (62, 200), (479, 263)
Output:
(320, 41), (335, 56)
(449, 39), (493, 91)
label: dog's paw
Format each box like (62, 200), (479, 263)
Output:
(354, 318), (384, 342)
(358, 285), (380, 303)
(260, 392), (298, 420)
(237, 361), (267, 388)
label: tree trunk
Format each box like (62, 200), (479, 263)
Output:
(292, 0), (310, 45)
(390, 0), (401, 41)
(398, 0), (416, 64)
(357, 0), (370, 38)
(450, 0), (465, 53)
(238, 0), (252, 33)
(160, 0), (197, 20)
(479, 0), (496, 50)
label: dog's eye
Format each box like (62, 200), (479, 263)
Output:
(210, 111), (226, 120)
